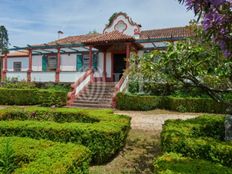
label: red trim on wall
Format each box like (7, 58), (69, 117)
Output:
(55, 47), (61, 83)
(27, 49), (32, 82)
(89, 46), (93, 69)
(126, 43), (131, 68)
(1, 53), (7, 81)
(114, 20), (128, 33)
(103, 51), (107, 82)
(111, 52), (114, 82)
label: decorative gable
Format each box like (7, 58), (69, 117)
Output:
(103, 12), (141, 39)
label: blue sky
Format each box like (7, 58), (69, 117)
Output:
(0, 0), (195, 47)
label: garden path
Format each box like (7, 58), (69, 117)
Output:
(90, 109), (200, 174)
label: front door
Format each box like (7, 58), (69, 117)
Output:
(113, 54), (126, 82)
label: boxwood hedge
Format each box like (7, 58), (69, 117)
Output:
(154, 153), (232, 174)
(0, 88), (67, 107)
(0, 136), (90, 174)
(161, 115), (232, 167)
(116, 93), (230, 113)
(0, 107), (130, 164)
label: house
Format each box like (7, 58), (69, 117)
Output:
(0, 12), (193, 107)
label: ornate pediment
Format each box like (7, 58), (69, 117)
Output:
(103, 12), (141, 39)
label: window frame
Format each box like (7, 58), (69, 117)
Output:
(46, 55), (57, 72)
(13, 62), (22, 72)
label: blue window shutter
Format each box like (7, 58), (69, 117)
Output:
(42, 55), (47, 72)
(76, 54), (83, 71)
(93, 53), (98, 70)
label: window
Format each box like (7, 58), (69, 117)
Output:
(47, 56), (57, 71)
(83, 54), (90, 71)
(13, 62), (22, 72)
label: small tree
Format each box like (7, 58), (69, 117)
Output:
(0, 26), (9, 54)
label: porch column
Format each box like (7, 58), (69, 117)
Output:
(126, 43), (131, 69)
(56, 47), (61, 83)
(1, 53), (7, 81)
(89, 46), (93, 69)
(27, 49), (32, 82)
(103, 51), (107, 82)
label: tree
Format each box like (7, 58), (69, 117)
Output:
(0, 26), (9, 54)
(178, 0), (232, 58)
(130, 24), (231, 112)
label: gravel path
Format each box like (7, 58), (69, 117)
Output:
(115, 109), (200, 131)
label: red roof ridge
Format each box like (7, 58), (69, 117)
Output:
(83, 31), (134, 44)
(141, 26), (191, 33)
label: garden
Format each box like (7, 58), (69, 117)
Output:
(0, 0), (231, 174)
(0, 106), (131, 173)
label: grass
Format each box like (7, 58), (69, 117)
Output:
(89, 130), (161, 174)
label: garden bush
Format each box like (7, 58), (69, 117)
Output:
(0, 107), (130, 164)
(0, 136), (90, 174)
(116, 93), (231, 113)
(154, 153), (232, 174)
(161, 115), (232, 167)
(116, 93), (162, 111)
(0, 88), (67, 107)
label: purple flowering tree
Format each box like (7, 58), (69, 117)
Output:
(178, 0), (232, 57)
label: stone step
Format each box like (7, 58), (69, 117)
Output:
(70, 103), (112, 108)
(75, 98), (112, 102)
(74, 100), (111, 104)
(78, 93), (113, 98)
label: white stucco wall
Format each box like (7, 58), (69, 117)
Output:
(106, 52), (111, 78)
(32, 55), (42, 71)
(138, 50), (144, 57)
(7, 57), (28, 71)
(60, 72), (85, 83)
(6, 72), (27, 81)
(75, 75), (91, 95)
(103, 14), (140, 38)
(94, 52), (103, 78)
(31, 72), (55, 82)
(60, 54), (76, 71)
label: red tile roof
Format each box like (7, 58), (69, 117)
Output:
(47, 33), (100, 45)
(6, 50), (29, 57)
(82, 31), (135, 44)
(140, 26), (193, 40)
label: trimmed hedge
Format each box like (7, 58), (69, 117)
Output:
(116, 93), (162, 111)
(116, 93), (231, 113)
(0, 88), (67, 107)
(0, 136), (90, 174)
(154, 153), (232, 174)
(161, 115), (232, 167)
(0, 107), (130, 164)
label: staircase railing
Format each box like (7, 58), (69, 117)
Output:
(112, 73), (129, 108)
(67, 69), (93, 105)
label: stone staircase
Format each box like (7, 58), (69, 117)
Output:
(70, 82), (116, 108)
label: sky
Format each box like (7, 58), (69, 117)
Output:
(0, 0), (195, 47)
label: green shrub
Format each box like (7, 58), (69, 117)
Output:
(0, 81), (36, 89)
(155, 153), (232, 174)
(0, 88), (67, 107)
(0, 107), (130, 164)
(116, 93), (161, 111)
(0, 137), (90, 174)
(161, 115), (232, 167)
(116, 93), (231, 113)
(160, 97), (231, 114)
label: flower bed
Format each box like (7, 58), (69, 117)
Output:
(0, 107), (130, 164)
(0, 137), (90, 174)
